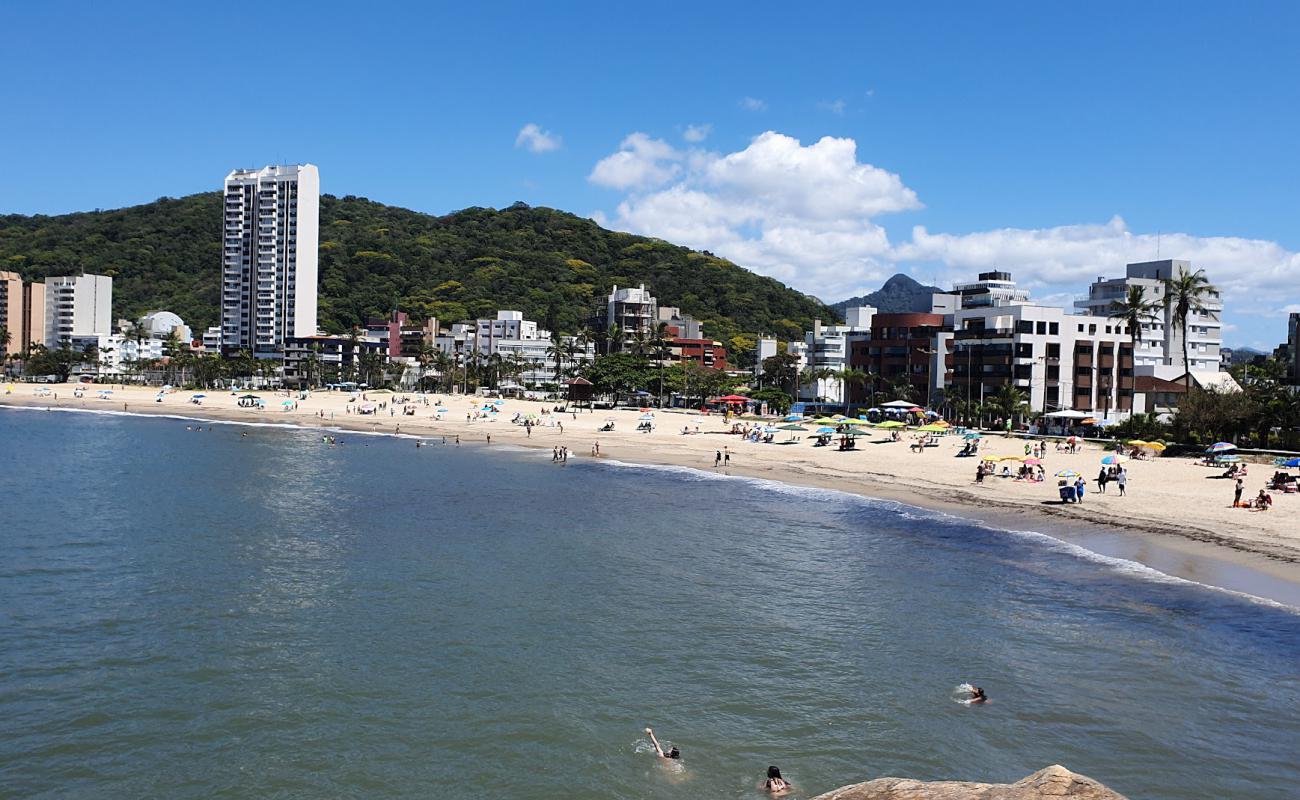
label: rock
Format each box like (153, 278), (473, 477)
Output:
(809, 765), (1128, 800)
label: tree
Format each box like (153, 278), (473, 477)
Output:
(584, 352), (651, 398)
(987, 383), (1028, 425)
(748, 386), (792, 415)
(1162, 266), (1219, 394)
(23, 342), (81, 382)
(546, 331), (566, 384)
(761, 352), (801, 401)
(1108, 284), (1161, 412)
(887, 374), (917, 403)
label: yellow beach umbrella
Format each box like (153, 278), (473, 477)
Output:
(916, 424), (947, 432)
(1140, 441), (1166, 452)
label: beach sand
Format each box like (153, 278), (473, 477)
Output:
(6, 383), (1298, 589)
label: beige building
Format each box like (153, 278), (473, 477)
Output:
(0, 271), (46, 353)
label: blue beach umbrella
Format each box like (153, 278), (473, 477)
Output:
(1054, 469), (1079, 478)
(1278, 457), (1300, 468)
(817, 427), (836, 434)
(1205, 442), (1237, 453)
(1100, 454), (1128, 465)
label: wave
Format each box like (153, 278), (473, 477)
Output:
(596, 458), (1300, 614)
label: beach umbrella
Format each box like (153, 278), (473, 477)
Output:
(778, 424), (808, 431)
(1140, 442), (1167, 452)
(97, 389), (113, 395)
(916, 424), (947, 432)
(639, 412), (655, 419)
(817, 427), (837, 434)
(1025, 457), (1042, 465)
(191, 393), (206, 399)
(831, 414), (847, 421)
(494, 400), (505, 405)
(281, 400), (294, 406)
(1125, 439), (1148, 447)
(963, 432), (982, 439)
(1214, 454), (1241, 463)
(1206, 442), (1237, 453)
(998, 455), (1025, 462)
(783, 414), (804, 422)
(1277, 457), (1300, 468)
(876, 420), (906, 429)
(1100, 454), (1128, 465)
(809, 417), (838, 425)
(1054, 469), (1079, 478)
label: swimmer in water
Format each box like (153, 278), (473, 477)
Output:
(764, 765), (793, 795)
(969, 686), (987, 703)
(645, 727), (680, 760)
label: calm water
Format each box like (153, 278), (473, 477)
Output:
(1, 409), (1298, 799)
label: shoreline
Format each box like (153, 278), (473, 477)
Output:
(5, 385), (1299, 609)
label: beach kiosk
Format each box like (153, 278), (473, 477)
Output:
(566, 377), (594, 411)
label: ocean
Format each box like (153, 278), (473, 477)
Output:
(2, 408), (1298, 799)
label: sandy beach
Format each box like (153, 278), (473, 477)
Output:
(5, 382), (1299, 582)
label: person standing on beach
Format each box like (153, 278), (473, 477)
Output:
(1097, 468), (1108, 493)
(715, 450), (722, 467)
(1234, 477), (1244, 507)
(1075, 476), (1086, 502)
(1116, 467), (1127, 496)
(724, 447), (731, 466)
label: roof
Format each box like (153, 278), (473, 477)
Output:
(1169, 371), (1242, 393)
(566, 377), (593, 385)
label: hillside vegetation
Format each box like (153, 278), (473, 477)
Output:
(0, 194), (838, 348)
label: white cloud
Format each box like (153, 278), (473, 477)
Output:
(590, 129), (1300, 341)
(587, 132), (684, 190)
(515, 123), (561, 153)
(595, 131), (919, 291)
(818, 99), (846, 115)
(683, 123), (711, 143)
(740, 96), (767, 111)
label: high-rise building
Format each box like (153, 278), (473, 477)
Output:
(220, 164), (319, 358)
(0, 271), (45, 353)
(44, 273), (112, 345)
(1075, 259), (1223, 373)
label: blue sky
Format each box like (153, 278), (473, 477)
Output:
(2, 1), (1297, 348)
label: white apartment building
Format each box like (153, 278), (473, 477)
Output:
(45, 274), (112, 345)
(795, 307), (875, 404)
(220, 164), (319, 358)
(435, 311), (594, 387)
(604, 284), (658, 349)
(1075, 259), (1223, 373)
(936, 273), (1134, 416)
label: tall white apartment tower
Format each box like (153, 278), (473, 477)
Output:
(44, 273), (112, 345)
(220, 164), (319, 357)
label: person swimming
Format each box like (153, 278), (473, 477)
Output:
(645, 727), (679, 760)
(969, 686), (987, 703)
(764, 765), (793, 795)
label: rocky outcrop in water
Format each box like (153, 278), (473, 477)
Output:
(810, 765), (1128, 800)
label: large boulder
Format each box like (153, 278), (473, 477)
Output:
(810, 765), (1128, 800)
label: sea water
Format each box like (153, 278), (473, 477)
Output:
(1, 409), (1298, 799)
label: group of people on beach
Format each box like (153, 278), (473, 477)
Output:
(551, 446), (570, 463)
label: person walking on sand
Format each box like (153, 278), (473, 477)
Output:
(1116, 467), (1127, 496)
(1233, 477), (1244, 508)
(1074, 476), (1086, 502)
(1097, 468), (1108, 494)
(715, 450), (722, 467)
(724, 447), (731, 466)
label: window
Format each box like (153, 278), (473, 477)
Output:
(1049, 322), (1059, 335)
(1077, 324), (1084, 332)
(1017, 320), (1034, 334)
(1046, 343), (1060, 358)
(1036, 321), (1047, 335)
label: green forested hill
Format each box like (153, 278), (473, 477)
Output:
(0, 193), (837, 348)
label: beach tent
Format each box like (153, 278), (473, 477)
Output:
(1045, 410), (1090, 420)
(718, 394), (751, 405)
(879, 400), (919, 409)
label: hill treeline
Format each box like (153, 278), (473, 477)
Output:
(0, 194), (838, 350)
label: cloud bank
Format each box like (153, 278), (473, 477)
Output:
(589, 130), (1300, 338)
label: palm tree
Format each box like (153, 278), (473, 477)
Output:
(605, 323), (622, 355)
(988, 383), (1029, 428)
(800, 366), (836, 402)
(1162, 266), (1219, 394)
(652, 321), (671, 406)
(545, 331), (567, 384)
(1108, 284), (1161, 412)
(837, 368), (867, 413)
(414, 341), (436, 385)
(888, 373), (917, 403)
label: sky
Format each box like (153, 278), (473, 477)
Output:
(2, 1), (1297, 350)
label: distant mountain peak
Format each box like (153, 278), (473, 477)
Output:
(830, 273), (942, 316)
